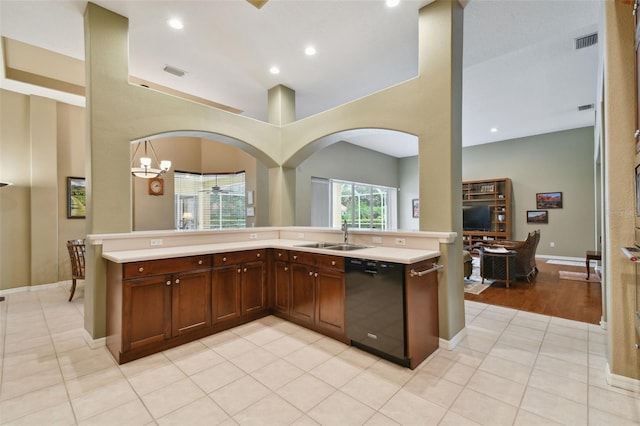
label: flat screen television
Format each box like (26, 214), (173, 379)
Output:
(463, 205), (491, 231)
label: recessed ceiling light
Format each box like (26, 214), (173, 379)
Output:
(167, 18), (184, 30)
(305, 46), (317, 56)
(270, 66), (280, 75)
(490, 127), (498, 133)
(386, 0), (400, 7)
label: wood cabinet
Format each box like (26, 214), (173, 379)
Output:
(271, 249), (291, 315)
(106, 245), (438, 368)
(289, 251), (345, 336)
(107, 255), (212, 363)
(212, 249), (267, 325)
(404, 259), (440, 369)
(462, 178), (512, 248)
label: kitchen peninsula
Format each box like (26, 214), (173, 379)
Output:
(88, 227), (456, 369)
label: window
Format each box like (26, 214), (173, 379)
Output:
(174, 171), (246, 230)
(331, 179), (396, 230)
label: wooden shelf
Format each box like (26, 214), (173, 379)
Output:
(462, 178), (512, 249)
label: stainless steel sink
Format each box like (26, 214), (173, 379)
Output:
(295, 242), (339, 249)
(294, 242), (369, 251)
(325, 243), (370, 251)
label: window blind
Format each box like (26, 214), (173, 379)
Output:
(175, 171), (246, 230)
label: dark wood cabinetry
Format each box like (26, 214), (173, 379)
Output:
(404, 259), (440, 369)
(212, 250), (267, 324)
(288, 251), (345, 337)
(462, 178), (512, 248)
(108, 255), (212, 363)
(106, 245), (439, 367)
(271, 249), (291, 315)
(123, 274), (170, 352)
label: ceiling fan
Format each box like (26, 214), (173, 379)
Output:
(199, 176), (230, 194)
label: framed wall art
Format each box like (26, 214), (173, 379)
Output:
(67, 177), (86, 219)
(536, 192), (562, 209)
(527, 210), (548, 224)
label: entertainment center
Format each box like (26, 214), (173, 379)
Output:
(462, 178), (512, 249)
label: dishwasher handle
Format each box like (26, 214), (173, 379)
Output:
(409, 263), (444, 277)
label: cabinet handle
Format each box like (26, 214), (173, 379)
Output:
(314, 272), (318, 277)
(166, 280), (171, 286)
(198, 260), (203, 265)
(244, 268), (247, 272)
(139, 267), (144, 272)
(256, 253), (261, 258)
(223, 257), (227, 262)
(284, 267), (288, 271)
(237, 269), (242, 273)
(331, 261), (336, 266)
(278, 252), (282, 257)
(293, 255), (297, 260)
(309, 271), (313, 276)
(175, 278), (180, 284)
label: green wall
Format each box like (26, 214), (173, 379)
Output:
(462, 126), (596, 258)
(295, 142), (400, 226)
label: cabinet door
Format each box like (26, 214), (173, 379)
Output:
(212, 266), (241, 323)
(273, 260), (290, 315)
(405, 261), (439, 369)
(123, 275), (171, 352)
(172, 270), (212, 337)
(241, 260), (266, 315)
(290, 263), (315, 323)
(315, 268), (345, 334)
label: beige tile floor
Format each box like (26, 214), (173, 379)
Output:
(1, 284), (639, 425)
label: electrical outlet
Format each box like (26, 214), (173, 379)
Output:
(249, 233), (258, 239)
(150, 239), (163, 246)
(395, 238), (406, 246)
(372, 236), (382, 244)
(550, 241), (555, 248)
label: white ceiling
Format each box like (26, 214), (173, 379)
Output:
(0, 0), (601, 157)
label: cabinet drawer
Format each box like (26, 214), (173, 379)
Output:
(124, 255), (211, 279)
(316, 254), (344, 271)
(214, 249), (265, 266)
(272, 249), (289, 261)
(289, 251), (315, 265)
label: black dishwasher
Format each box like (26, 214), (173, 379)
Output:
(345, 258), (406, 365)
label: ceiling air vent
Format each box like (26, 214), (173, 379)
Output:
(578, 104), (594, 111)
(163, 65), (187, 77)
(575, 33), (598, 50)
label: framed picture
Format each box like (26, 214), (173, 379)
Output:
(536, 191), (563, 209)
(67, 177), (86, 219)
(412, 199), (420, 218)
(527, 210), (548, 224)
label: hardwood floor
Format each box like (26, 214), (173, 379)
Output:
(464, 258), (602, 324)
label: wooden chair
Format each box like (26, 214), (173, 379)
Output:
(495, 230), (540, 282)
(66, 239), (85, 301)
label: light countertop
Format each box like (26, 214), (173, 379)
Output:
(102, 239), (440, 265)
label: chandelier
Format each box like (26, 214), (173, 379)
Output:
(130, 140), (171, 179)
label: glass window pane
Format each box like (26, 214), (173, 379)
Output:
(175, 171), (246, 230)
(328, 179), (394, 230)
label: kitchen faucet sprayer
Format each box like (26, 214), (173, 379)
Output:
(342, 219), (348, 244)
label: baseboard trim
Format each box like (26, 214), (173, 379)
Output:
(0, 280), (71, 296)
(439, 327), (467, 350)
(82, 328), (106, 349)
(536, 254), (587, 262)
(606, 362), (640, 394)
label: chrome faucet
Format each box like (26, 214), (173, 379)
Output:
(342, 219), (349, 244)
